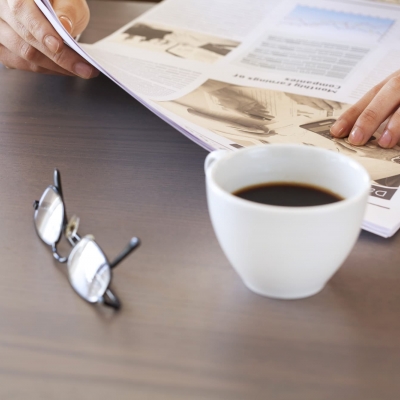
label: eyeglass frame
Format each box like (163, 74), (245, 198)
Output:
(33, 169), (140, 310)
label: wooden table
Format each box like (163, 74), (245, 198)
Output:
(0, 2), (400, 399)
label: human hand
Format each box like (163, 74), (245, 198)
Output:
(330, 70), (400, 148)
(0, 0), (98, 78)
(285, 93), (342, 111)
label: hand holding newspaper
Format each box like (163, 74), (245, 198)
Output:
(35, 0), (400, 237)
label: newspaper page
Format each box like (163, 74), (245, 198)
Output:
(85, 0), (400, 103)
(35, 0), (400, 237)
(83, 0), (280, 101)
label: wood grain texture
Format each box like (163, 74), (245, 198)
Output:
(0, 2), (400, 399)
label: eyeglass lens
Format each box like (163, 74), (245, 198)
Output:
(34, 186), (64, 245)
(68, 237), (111, 303)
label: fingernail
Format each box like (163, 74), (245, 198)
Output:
(330, 119), (348, 137)
(59, 16), (73, 34)
(379, 130), (392, 148)
(73, 62), (96, 79)
(44, 35), (60, 53)
(349, 127), (365, 145)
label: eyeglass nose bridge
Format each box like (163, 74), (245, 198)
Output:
(65, 215), (81, 246)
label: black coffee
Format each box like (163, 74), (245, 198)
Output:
(233, 182), (343, 207)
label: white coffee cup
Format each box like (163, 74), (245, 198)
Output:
(205, 144), (370, 299)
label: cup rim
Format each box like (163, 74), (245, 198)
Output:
(206, 144), (371, 214)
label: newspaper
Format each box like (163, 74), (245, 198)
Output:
(35, 0), (400, 237)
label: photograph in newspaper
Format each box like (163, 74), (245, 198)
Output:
(279, 6), (394, 41)
(157, 79), (400, 177)
(222, 0), (400, 103)
(369, 0), (400, 4)
(109, 23), (240, 64)
(238, 5), (394, 81)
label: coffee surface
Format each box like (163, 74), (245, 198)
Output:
(234, 182), (343, 207)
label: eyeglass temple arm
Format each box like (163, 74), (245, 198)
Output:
(101, 237), (140, 310)
(33, 170), (64, 208)
(54, 168), (69, 228)
(109, 237), (141, 269)
(103, 288), (121, 310)
(53, 169), (63, 197)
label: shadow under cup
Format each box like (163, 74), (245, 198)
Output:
(205, 144), (371, 299)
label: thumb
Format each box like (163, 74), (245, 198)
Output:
(52, 0), (90, 37)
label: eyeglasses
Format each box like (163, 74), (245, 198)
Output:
(33, 169), (140, 310)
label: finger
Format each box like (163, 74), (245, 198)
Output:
(329, 69), (400, 139)
(0, 19), (73, 75)
(5, 0), (63, 54)
(0, 43), (68, 75)
(330, 82), (384, 139)
(378, 109), (400, 148)
(3, 0), (98, 78)
(52, 0), (90, 37)
(0, 44), (28, 69)
(346, 76), (400, 146)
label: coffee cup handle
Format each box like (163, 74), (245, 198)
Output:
(204, 150), (228, 174)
